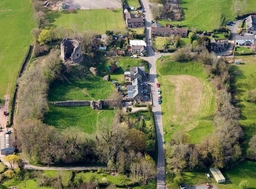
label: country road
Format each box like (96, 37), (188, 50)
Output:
(139, 0), (166, 188)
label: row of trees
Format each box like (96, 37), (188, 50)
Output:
(166, 47), (244, 178)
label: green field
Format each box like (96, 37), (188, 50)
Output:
(167, 161), (256, 189)
(45, 106), (114, 133)
(159, 0), (256, 31)
(0, 0), (35, 98)
(219, 161), (256, 189)
(52, 9), (126, 34)
(230, 56), (256, 151)
(157, 57), (215, 142)
(45, 71), (115, 133)
(48, 74), (115, 101)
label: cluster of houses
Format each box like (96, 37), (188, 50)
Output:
(235, 15), (256, 46)
(124, 67), (150, 101)
(124, 3), (144, 28)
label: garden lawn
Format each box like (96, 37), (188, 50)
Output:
(98, 56), (149, 83)
(153, 37), (174, 51)
(157, 57), (215, 143)
(230, 56), (256, 151)
(44, 105), (114, 133)
(126, 0), (140, 8)
(0, 0), (35, 98)
(52, 9), (126, 34)
(235, 46), (254, 54)
(158, 0), (256, 31)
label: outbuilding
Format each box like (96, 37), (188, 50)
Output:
(210, 168), (225, 183)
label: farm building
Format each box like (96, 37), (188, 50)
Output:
(210, 168), (225, 183)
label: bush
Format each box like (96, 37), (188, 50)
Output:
(0, 163), (7, 174)
(173, 175), (183, 185)
(4, 170), (15, 179)
(246, 89), (256, 103)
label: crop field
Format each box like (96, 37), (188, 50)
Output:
(157, 57), (215, 142)
(52, 9), (126, 34)
(230, 56), (256, 151)
(159, 0), (256, 31)
(0, 0), (35, 98)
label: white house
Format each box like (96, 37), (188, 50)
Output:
(235, 34), (255, 46)
(129, 40), (147, 55)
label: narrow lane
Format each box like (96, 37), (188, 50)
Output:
(139, 0), (166, 188)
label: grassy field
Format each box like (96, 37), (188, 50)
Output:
(158, 0), (256, 31)
(52, 9), (126, 34)
(0, 0), (35, 98)
(44, 106), (114, 133)
(219, 161), (256, 189)
(45, 71), (115, 133)
(230, 56), (256, 151)
(167, 160), (256, 189)
(157, 57), (215, 143)
(48, 74), (115, 101)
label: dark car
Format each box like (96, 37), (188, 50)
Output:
(180, 184), (186, 189)
(158, 99), (162, 104)
(226, 21), (233, 26)
(5, 129), (11, 134)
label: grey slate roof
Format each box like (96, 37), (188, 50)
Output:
(236, 34), (255, 41)
(246, 15), (256, 30)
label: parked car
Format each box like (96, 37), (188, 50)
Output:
(158, 99), (162, 104)
(180, 184), (186, 189)
(206, 183), (210, 189)
(5, 129), (11, 135)
(156, 82), (160, 88)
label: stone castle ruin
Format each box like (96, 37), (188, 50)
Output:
(60, 38), (83, 64)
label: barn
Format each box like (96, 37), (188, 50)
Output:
(210, 168), (226, 183)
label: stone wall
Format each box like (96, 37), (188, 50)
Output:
(52, 100), (91, 107)
(52, 100), (114, 110)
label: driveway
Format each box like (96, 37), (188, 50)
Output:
(139, 0), (166, 188)
(188, 184), (218, 189)
(216, 20), (242, 56)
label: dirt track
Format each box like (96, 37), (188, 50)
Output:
(65, 0), (121, 9)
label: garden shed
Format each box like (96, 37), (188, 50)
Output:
(210, 168), (225, 183)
